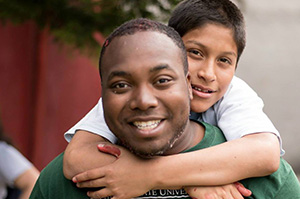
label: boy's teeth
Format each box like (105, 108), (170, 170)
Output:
(133, 120), (161, 130)
(192, 86), (212, 93)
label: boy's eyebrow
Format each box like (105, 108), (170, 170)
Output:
(185, 40), (206, 49)
(222, 51), (237, 57)
(185, 40), (237, 57)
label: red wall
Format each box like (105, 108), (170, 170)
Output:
(0, 21), (101, 170)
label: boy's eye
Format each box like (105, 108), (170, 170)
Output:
(219, 57), (232, 65)
(187, 49), (203, 57)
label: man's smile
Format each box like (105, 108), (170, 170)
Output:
(133, 120), (161, 130)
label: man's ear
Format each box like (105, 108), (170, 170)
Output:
(186, 72), (193, 100)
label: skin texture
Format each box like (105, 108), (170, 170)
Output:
(64, 23), (280, 199)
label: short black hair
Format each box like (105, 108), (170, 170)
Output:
(99, 18), (188, 79)
(168, 0), (246, 63)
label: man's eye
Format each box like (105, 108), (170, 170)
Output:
(157, 79), (170, 84)
(156, 78), (171, 84)
(115, 83), (128, 89)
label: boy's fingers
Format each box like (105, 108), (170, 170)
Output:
(72, 168), (104, 183)
(87, 188), (113, 199)
(234, 182), (252, 196)
(97, 143), (121, 158)
(76, 178), (106, 188)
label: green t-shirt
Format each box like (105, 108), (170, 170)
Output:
(30, 121), (300, 199)
(30, 152), (89, 199)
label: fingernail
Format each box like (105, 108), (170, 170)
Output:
(72, 177), (77, 183)
(98, 143), (105, 147)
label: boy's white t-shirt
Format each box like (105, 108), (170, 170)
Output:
(64, 76), (284, 155)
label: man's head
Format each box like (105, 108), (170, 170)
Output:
(168, 0), (246, 62)
(100, 18), (193, 158)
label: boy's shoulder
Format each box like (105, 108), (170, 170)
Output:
(223, 76), (258, 99)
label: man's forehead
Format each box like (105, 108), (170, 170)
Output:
(108, 31), (178, 51)
(102, 31), (182, 68)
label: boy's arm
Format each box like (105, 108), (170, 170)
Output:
(72, 131), (279, 199)
(63, 130), (118, 179)
(152, 132), (280, 188)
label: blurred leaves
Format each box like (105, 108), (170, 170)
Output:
(0, 0), (181, 50)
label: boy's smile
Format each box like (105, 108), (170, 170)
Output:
(182, 23), (238, 113)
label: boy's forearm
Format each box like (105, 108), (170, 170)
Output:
(152, 132), (280, 188)
(63, 130), (116, 179)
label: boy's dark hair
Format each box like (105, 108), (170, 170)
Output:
(99, 18), (188, 79)
(168, 0), (246, 63)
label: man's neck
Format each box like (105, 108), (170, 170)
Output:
(163, 120), (205, 155)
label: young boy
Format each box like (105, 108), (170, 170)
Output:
(63, 0), (284, 197)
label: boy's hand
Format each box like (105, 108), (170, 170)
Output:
(185, 182), (251, 199)
(97, 143), (121, 158)
(73, 143), (155, 199)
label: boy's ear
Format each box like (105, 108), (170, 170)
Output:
(186, 72), (193, 100)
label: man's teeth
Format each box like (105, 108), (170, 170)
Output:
(133, 120), (161, 130)
(192, 86), (213, 93)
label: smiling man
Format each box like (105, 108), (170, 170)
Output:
(30, 18), (300, 199)
(100, 24), (197, 159)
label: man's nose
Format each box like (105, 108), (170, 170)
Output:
(129, 85), (158, 111)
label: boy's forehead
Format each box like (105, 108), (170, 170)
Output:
(184, 23), (238, 55)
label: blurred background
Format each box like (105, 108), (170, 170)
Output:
(0, 0), (299, 179)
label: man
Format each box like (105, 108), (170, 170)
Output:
(30, 18), (300, 199)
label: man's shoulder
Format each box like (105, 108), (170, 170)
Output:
(241, 158), (300, 199)
(31, 153), (89, 199)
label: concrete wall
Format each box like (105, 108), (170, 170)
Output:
(232, 0), (300, 173)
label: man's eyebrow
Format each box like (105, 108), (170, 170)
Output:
(149, 64), (174, 73)
(185, 40), (237, 57)
(107, 71), (131, 81)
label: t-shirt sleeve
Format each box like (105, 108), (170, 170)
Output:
(0, 141), (33, 186)
(64, 98), (117, 144)
(215, 76), (284, 155)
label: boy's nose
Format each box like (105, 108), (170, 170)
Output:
(197, 60), (216, 82)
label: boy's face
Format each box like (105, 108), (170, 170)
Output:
(101, 31), (193, 158)
(182, 23), (237, 113)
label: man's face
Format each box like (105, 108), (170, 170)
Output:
(182, 23), (237, 113)
(101, 31), (192, 158)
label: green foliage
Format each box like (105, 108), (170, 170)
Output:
(0, 0), (181, 50)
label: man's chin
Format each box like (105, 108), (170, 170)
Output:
(131, 148), (166, 159)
